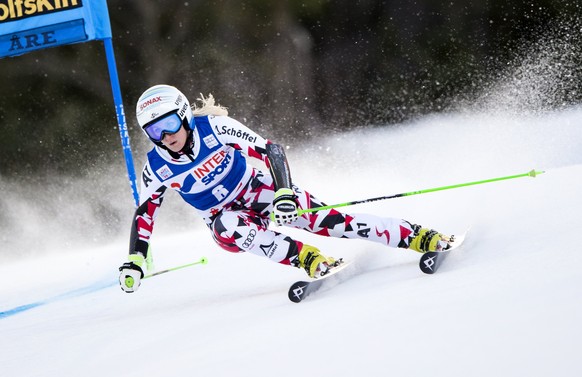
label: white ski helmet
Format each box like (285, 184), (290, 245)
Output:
(136, 85), (193, 143)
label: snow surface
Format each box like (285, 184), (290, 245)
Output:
(1, 108), (581, 377)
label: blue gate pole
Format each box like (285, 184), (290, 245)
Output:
(102, 37), (139, 207)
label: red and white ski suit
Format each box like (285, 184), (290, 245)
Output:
(128, 115), (415, 267)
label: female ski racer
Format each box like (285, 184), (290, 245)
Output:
(118, 85), (451, 292)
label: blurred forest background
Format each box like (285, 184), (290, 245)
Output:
(1, 0), (581, 178)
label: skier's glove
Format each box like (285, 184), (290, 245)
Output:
(119, 259), (144, 293)
(272, 188), (299, 226)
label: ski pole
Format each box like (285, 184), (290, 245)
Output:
(298, 169), (545, 215)
(143, 256), (208, 279)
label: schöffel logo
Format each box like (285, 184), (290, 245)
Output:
(0, 0), (83, 23)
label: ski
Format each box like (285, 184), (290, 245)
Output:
(419, 232), (467, 274)
(288, 259), (350, 303)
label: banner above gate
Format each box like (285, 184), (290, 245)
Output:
(0, 0), (112, 58)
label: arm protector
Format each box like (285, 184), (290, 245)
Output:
(128, 186), (167, 260)
(266, 143), (293, 190)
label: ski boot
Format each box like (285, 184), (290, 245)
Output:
(298, 244), (336, 278)
(408, 225), (452, 253)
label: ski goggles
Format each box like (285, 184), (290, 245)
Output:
(143, 112), (184, 142)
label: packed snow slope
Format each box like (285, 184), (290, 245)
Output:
(1, 108), (581, 377)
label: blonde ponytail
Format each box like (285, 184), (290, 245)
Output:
(191, 93), (228, 116)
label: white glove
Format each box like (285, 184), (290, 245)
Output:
(119, 261), (144, 293)
(272, 188), (299, 225)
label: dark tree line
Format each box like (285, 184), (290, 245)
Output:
(0, 0), (580, 177)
